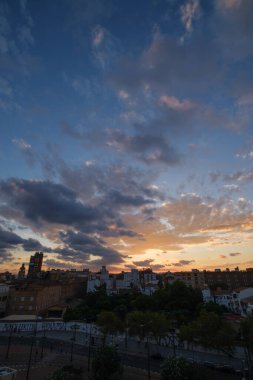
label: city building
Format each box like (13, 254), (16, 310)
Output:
(87, 266), (158, 295)
(7, 282), (61, 316)
(172, 269), (205, 289)
(203, 268), (253, 289)
(18, 263), (25, 279)
(202, 287), (253, 316)
(27, 252), (43, 279)
(0, 284), (9, 316)
(164, 268), (253, 290)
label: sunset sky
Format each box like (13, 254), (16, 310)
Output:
(1, 0), (253, 274)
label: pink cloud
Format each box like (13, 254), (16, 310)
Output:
(159, 95), (196, 111)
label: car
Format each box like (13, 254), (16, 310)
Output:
(216, 364), (235, 373)
(203, 361), (218, 369)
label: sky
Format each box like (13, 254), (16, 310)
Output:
(0, 0), (253, 274)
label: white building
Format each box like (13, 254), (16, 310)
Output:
(87, 266), (113, 295)
(202, 287), (253, 316)
(202, 287), (213, 303)
(241, 296), (253, 315)
(230, 288), (253, 315)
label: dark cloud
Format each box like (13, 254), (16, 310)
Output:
(229, 252), (241, 257)
(44, 259), (77, 269)
(0, 226), (51, 263)
(106, 190), (154, 207)
(171, 259), (195, 267)
(109, 30), (221, 97)
(0, 227), (22, 263)
(132, 259), (154, 267)
(0, 176), (145, 245)
(106, 129), (182, 165)
(22, 238), (52, 253)
(54, 230), (124, 266)
(0, 178), (104, 229)
(151, 264), (166, 271)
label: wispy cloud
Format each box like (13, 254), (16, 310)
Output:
(180, 0), (200, 34)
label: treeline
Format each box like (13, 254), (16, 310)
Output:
(64, 280), (203, 324)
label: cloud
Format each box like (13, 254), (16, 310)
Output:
(56, 230), (124, 265)
(217, 0), (242, 11)
(159, 95), (196, 111)
(91, 24), (119, 69)
(214, 0), (253, 60)
(22, 238), (52, 253)
(0, 225), (51, 263)
(150, 264), (166, 271)
(106, 129), (182, 165)
(0, 178), (139, 267)
(105, 190), (154, 208)
(229, 252), (241, 257)
(132, 259), (154, 267)
(43, 259), (77, 269)
(109, 30), (221, 97)
(180, 0), (200, 34)
(171, 259), (195, 267)
(92, 25), (105, 47)
(224, 168), (253, 182)
(12, 138), (36, 167)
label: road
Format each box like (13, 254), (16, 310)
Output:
(0, 330), (247, 375)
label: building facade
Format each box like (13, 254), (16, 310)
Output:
(27, 252), (43, 279)
(0, 284), (9, 316)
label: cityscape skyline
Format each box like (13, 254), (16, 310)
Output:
(1, 0), (253, 274)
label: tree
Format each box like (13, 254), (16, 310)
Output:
(161, 357), (216, 380)
(241, 315), (253, 353)
(127, 310), (151, 341)
(198, 301), (223, 315)
(150, 281), (203, 324)
(127, 310), (170, 344)
(92, 346), (123, 380)
(180, 311), (235, 355)
(46, 366), (82, 380)
(97, 311), (123, 345)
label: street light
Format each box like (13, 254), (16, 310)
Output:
(147, 335), (151, 380)
(140, 323), (151, 380)
(70, 323), (79, 362)
(5, 324), (14, 359)
(169, 328), (176, 357)
(40, 321), (46, 359)
(26, 317), (38, 380)
(88, 323), (93, 373)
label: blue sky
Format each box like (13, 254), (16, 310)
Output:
(0, 0), (253, 273)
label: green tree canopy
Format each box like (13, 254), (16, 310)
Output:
(241, 315), (253, 352)
(127, 310), (170, 343)
(180, 311), (235, 354)
(161, 357), (216, 380)
(92, 346), (123, 380)
(97, 310), (123, 343)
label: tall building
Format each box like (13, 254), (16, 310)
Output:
(18, 263), (26, 279)
(27, 252), (43, 279)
